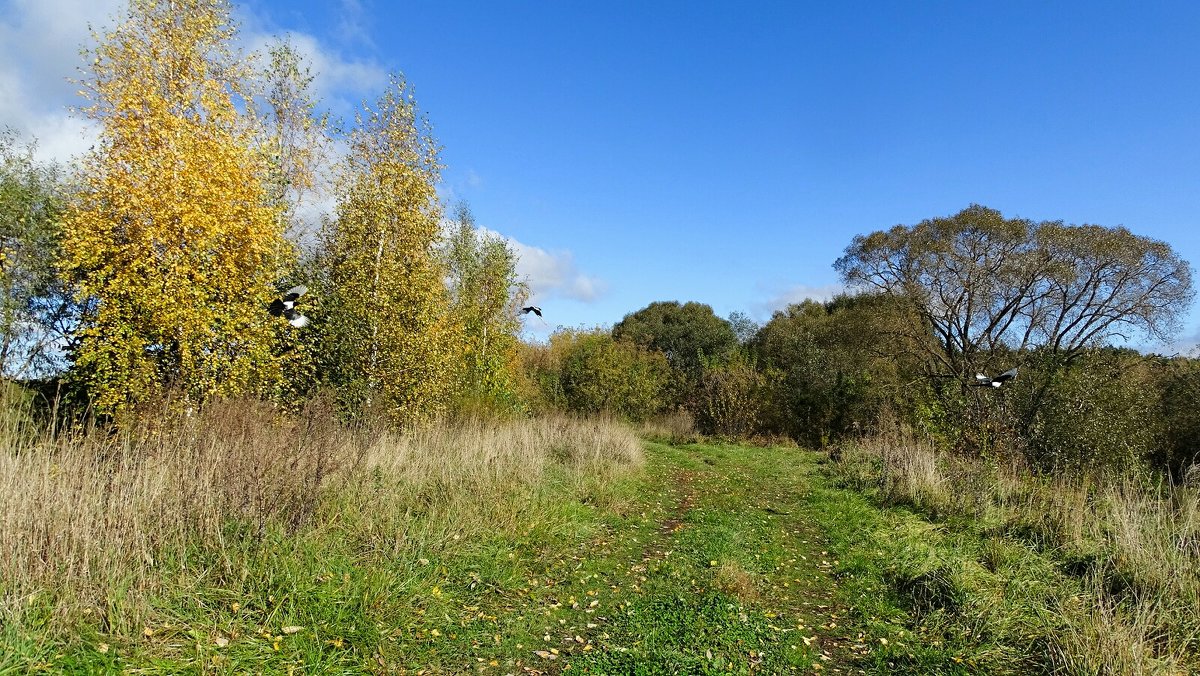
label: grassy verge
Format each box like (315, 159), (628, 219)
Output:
(818, 430), (1200, 674)
(0, 421), (862, 673)
(0, 402), (645, 673)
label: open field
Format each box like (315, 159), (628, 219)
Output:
(2, 410), (1197, 673)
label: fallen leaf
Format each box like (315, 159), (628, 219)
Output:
(282, 626), (302, 635)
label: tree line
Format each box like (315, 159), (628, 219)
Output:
(1, 0), (526, 426)
(2, 0), (1197, 482)
(522, 206), (1197, 479)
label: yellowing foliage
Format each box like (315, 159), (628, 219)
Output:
(324, 77), (460, 425)
(62, 0), (288, 415)
(443, 203), (528, 414)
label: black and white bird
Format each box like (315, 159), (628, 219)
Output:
(269, 285), (309, 328)
(973, 367), (1018, 388)
(520, 306), (542, 317)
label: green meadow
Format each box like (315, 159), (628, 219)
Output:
(6, 406), (1193, 674)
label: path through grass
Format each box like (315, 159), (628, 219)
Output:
(5, 439), (1080, 673)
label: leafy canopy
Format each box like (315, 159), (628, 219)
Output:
(835, 205), (1193, 377)
(612, 301), (737, 382)
(0, 130), (71, 379)
(442, 202), (528, 413)
(62, 0), (289, 414)
(321, 75), (459, 425)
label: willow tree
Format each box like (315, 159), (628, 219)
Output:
(835, 205), (1194, 380)
(323, 77), (459, 424)
(835, 205), (1193, 453)
(442, 202), (527, 412)
(62, 0), (288, 415)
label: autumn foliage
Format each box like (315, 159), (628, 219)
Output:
(319, 78), (461, 425)
(41, 0), (527, 424)
(62, 0), (288, 415)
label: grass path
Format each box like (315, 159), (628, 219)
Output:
(377, 441), (878, 674)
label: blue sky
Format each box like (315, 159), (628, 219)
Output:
(4, 0), (1200, 349)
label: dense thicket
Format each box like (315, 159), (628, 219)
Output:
(521, 328), (671, 421)
(523, 206), (1197, 478)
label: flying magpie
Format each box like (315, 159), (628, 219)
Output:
(973, 367), (1018, 388)
(269, 285), (309, 328)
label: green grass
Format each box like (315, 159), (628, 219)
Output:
(3, 436), (1149, 673)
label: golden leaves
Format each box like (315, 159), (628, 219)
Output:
(62, 0), (288, 414)
(324, 76), (459, 426)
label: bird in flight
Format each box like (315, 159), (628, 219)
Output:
(973, 367), (1018, 388)
(269, 285), (309, 328)
(521, 306), (542, 317)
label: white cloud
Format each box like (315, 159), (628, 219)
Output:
(0, 0), (386, 165)
(334, 0), (375, 50)
(0, 0), (121, 163)
(753, 282), (848, 318)
(478, 228), (605, 303)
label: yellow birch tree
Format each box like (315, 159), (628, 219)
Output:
(324, 76), (460, 425)
(62, 0), (288, 415)
(442, 202), (528, 414)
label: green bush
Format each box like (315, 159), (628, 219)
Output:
(523, 328), (672, 422)
(1019, 352), (1157, 475)
(1154, 357), (1200, 477)
(752, 295), (907, 446)
(689, 353), (774, 438)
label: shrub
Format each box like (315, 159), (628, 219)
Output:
(521, 329), (672, 422)
(1018, 352), (1157, 475)
(689, 354), (773, 439)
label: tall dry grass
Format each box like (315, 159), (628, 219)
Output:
(639, 410), (702, 445)
(0, 398), (643, 635)
(833, 427), (1200, 673)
